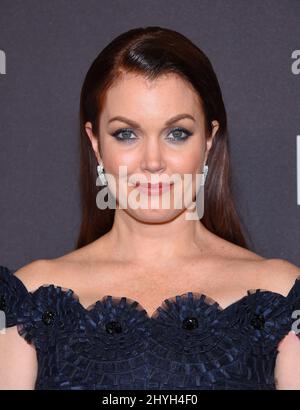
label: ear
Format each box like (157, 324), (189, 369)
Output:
(85, 121), (102, 163)
(205, 120), (219, 163)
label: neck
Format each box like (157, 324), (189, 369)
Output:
(103, 208), (213, 265)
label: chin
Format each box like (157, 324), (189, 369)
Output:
(126, 208), (183, 224)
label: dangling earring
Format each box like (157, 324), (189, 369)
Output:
(202, 164), (208, 186)
(97, 162), (108, 186)
(195, 164), (208, 220)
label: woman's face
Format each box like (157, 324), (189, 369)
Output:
(85, 72), (219, 223)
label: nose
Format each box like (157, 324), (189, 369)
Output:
(140, 136), (166, 175)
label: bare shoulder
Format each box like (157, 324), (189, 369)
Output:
(207, 234), (300, 299)
(11, 235), (112, 295)
(13, 258), (58, 293)
(227, 256), (300, 298)
(11, 245), (107, 296)
(257, 258), (300, 296)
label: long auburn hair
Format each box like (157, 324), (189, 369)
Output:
(76, 26), (253, 250)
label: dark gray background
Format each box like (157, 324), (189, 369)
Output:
(0, 0), (299, 270)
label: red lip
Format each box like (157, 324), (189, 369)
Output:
(135, 181), (174, 196)
(135, 182), (173, 188)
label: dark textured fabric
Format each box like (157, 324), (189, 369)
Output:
(1, 264), (300, 390)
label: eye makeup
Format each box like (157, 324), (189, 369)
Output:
(110, 126), (193, 144)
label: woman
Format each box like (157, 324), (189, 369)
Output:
(1, 26), (300, 390)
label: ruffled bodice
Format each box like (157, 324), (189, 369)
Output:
(1, 265), (300, 390)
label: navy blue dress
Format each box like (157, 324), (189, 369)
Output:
(1, 265), (300, 390)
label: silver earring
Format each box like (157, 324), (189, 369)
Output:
(97, 162), (108, 186)
(195, 164), (208, 220)
(202, 164), (208, 185)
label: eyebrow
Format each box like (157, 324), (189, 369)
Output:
(108, 113), (195, 127)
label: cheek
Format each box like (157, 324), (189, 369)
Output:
(171, 150), (202, 175)
(104, 151), (142, 193)
(103, 146), (139, 175)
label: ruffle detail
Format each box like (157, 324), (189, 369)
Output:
(138, 281), (300, 389)
(53, 296), (151, 389)
(147, 292), (238, 389)
(73, 296), (151, 361)
(220, 289), (295, 356)
(0, 265), (30, 327)
(16, 284), (86, 351)
(1, 264), (300, 390)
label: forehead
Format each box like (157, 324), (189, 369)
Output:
(101, 72), (204, 123)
